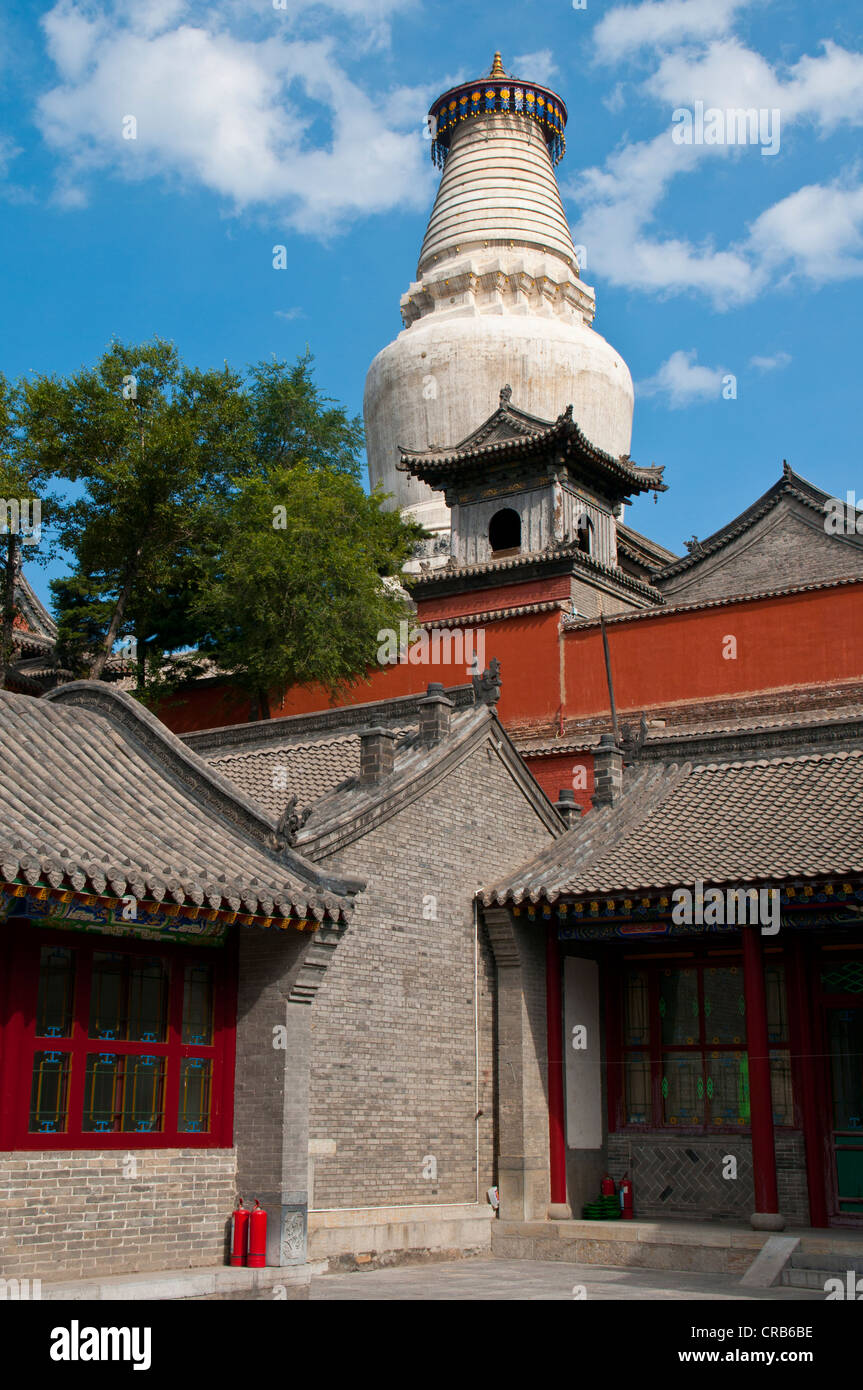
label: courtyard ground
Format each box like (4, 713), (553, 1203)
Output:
(309, 1257), (823, 1301)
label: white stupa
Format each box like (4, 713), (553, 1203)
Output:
(363, 53), (634, 570)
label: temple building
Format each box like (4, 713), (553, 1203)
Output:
(2, 51), (863, 1293)
(0, 675), (562, 1287)
(483, 708), (863, 1236)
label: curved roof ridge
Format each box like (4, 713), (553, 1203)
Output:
(40, 681), (360, 903)
(653, 466), (838, 583)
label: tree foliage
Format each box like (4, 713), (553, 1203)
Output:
(18, 340), (422, 712)
(24, 339), (248, 679)
(191, 464), (422, 715)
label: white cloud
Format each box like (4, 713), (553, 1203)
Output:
(512, 50), (558, 86)
(747, 179), (863, 283)
(648, 38), (863, 132)
(275, 306), (305, 319)
(602, 83), (627, 114)
(568, 22), (863, 305)
(749, 351), (791, 371)
(265, 0), (417, 51)
(637, 348), (726, 406)
(42, 1), (108, 80)
(36, 2), (432, 231)
(594, 0), (750, 64)
(567, 132), (762, 306)
(0, 135), (20, 177)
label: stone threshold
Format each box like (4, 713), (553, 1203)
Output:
(38, 1261), (328, 1302)
(492, 1219), (863, 1277)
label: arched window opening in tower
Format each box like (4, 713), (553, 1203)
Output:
(489, 508), (521, 556)
(577, 513), (593, 555)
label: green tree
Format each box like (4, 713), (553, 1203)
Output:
(245, 352), (365, 477)
(191, 462), (422, 717)
(23, 338), (248, 681)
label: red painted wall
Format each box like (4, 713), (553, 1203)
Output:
(526, 751), (594, 813)
(157, 579), (863, 739)
(563, 582), (863, 719)
(158, 607), (564, 734)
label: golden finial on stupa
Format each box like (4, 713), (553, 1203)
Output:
(490, 52), (506, 78)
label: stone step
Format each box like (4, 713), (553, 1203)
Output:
(492, 1220), (764, 1275)
(35, 1261), (328, 1302)
(781, 1266), (861, 1292)
(493, 1220), (863, 1281)
(788, 1250), (863, 1275)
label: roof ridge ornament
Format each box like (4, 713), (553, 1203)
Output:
(490, 51), (507, 77)
(472, 657), (502, 706)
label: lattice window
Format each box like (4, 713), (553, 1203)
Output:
(1, 926), (235, 1150)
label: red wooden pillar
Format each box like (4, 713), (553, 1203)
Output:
(742, 926), (783, 1226)
(787, 934), (828, 1227)
(546, 921), (568, 1210)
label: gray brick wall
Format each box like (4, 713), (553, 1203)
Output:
(486, 909), (552, 1220)
(660, 503), (863, 604)
(607, 1131), (810, 1225)
(0, 1149), (235, 1281)
(233, 923), (343, 1265)
(234, 928), (310, 1213)
(775, 1132), (810, 1225)
(309, 736), (555, 1209)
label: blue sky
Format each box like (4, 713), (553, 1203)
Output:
(2, 0), (862, 606)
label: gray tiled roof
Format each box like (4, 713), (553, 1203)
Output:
(483, 749), (863, 903)
(192, 695), (562, 858)
(652, 465), (838, 583)
(298, 708), (479, 839)
(16, 569), (58, 640)
(0, 684), (358, 923)
(206, 734), (368, 817)
(398, 400), (667, 495)
(202, 710), (484, 831)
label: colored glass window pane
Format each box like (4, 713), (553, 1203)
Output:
(182, 964), (214, 1045)
(662, 1052), (704, 1124)
(128, 957), (169, 1042)
(624, 1053), (651, 1124)
(89, 953), (168, 1041)
(660, 968), (699, 1044)
(178, 1058), (212, 1132)
(624, 969), (649, 1045)
(827, 1009), (863, 1130)
(821, 961), (863, 995)
(765, 966), (788, 1043)
(121, 1057), (165, 1133)
(706, 1052), (749, 1125)
(769, 1051), (794, 1127)
(36, 946), (75, 1037)
(83, 1053), (123, 1132)
(82, 1054), (166, 1133)
(703, 967), (746, 1044)
(89, 953), (124, 1039)
(29, 1051), (70, 1132)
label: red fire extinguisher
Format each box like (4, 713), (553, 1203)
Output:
(230, 1199), (249, 1267)
(620, 1173), (634, 1219)
(601, 1174), (616, 1197)
(247, 1199), (267, 1267)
